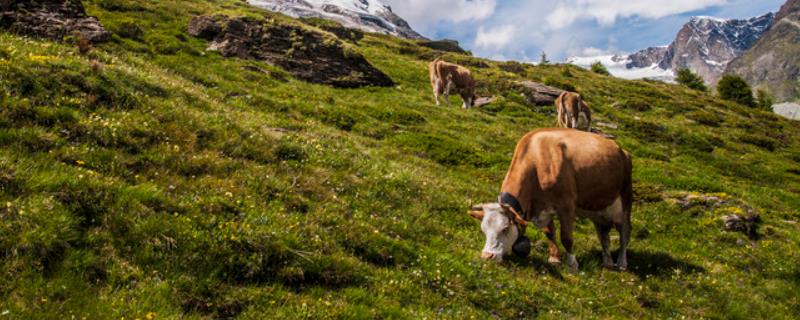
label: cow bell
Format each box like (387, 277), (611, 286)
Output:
(512, 235), (531, 258)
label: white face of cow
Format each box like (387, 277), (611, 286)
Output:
(469, 203), (520, 262)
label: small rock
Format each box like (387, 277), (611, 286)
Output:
(723, 214), (744, 231)
(595, 121), (619, 129)
(722, 213), (761, 240)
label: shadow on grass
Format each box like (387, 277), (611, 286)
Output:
(504, 248), (704, 281)
(572, 249), (705, 279)
(622, 249), (705, 280)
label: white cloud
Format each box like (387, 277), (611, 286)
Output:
(580, 46), (614, 56)
(474, 25), (516, 49)
(547, 0), (728, 29)
(383, 0), (497, 30)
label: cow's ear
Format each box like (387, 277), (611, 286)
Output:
(468, 209), (484, 221)
(501, 204), (527, 226)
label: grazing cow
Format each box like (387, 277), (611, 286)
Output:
(429, 58), (477, 109)
(555, 92), (592, 131)
(468, 128), (633, 272)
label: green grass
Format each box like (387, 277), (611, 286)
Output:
(1, 0), (799, 318)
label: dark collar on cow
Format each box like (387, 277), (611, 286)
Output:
(499, 192), (526, 220)
(498, 191), (527, 235)
(499, 192), (532, 257)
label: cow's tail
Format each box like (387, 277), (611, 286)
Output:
(434, 59), (445, 91)
(556, 92), (568, 127)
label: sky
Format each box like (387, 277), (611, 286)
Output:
(382, 0), (786, 62)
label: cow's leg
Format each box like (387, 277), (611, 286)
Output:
(433, 82), (441, 106)
(594, 222), (614, 268)
(616, 221), (631, 271)
(461, 93), (472, 109)
(559, 206), (578, 273)
(544, 220), (560, 264)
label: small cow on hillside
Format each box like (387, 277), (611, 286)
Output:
(468, 129), (633, 272)
(429, 58), (477, 109)
(555, 91), (592, 131)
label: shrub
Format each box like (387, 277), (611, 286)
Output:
(717, 75), (755, 107)
(687, 110), (724, 127)
(543, 78), (576, 92)
(499, 61), (527, 74)
(392, 133), (483, 166)
(320, 108), (357, 131)
(618, 98), (652, 111)
(755, 88), (774, 110)
(676, 69), (707, 91)
(739, 133), (778, 151)
(376, 109), (426, 126)
(274, 141), (307, 162)
(590, 61), (610, 76)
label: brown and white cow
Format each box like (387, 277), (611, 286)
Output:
(468, 128), (633, 272)
(555, 92), (592, 131)
(429, 58), (477, 109)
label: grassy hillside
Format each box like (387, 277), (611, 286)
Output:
(1, 0), (799, 318)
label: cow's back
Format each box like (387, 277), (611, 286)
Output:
(505, 129), (628, 211)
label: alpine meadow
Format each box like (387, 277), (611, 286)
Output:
(0, 0), (799, 319)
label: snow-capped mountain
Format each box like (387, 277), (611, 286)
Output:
(727, 0), (800, 102)
(567, 55), (676, 82)
(247, 0), (425, 39)
(662, 13), (774, 85)
(570, 13), (774, 84)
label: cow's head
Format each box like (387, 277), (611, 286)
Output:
(468, 203), (530, 261)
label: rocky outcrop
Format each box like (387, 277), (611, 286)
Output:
(772, 102), (800, 120)
(417, 39), (468, 54)
(188, 15), (393, 88)
(726, 0), (800, 102)
(625, 46), (668, 69)
(247, 0), (425, 40)
(0, 0), (111, 43)
(513, 81), (565, 106)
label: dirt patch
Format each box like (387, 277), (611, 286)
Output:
(188, 15), (393, 88)
(0, 0), (111, 43)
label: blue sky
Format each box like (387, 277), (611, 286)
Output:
(383, 0), (786, 61)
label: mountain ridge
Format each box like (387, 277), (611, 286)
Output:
(572, 13), (775, 84)
(247, 0), (426, 40)
(726, 0), (800, 102)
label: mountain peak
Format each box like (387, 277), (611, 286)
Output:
(690, 16), (729, 24)
(727, 0), (800, 102)
(247, 0), (426, 39)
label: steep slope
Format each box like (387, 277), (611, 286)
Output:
(726, 0), (800, 102)
(247, 0), (425, 39)
(0, 0), (799, 319)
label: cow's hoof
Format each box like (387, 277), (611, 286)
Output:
(617, 264), (628, 271)
(548, 256), (561, 264)
(601, 262), (615, 269)
(565, 254), (579, 273)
